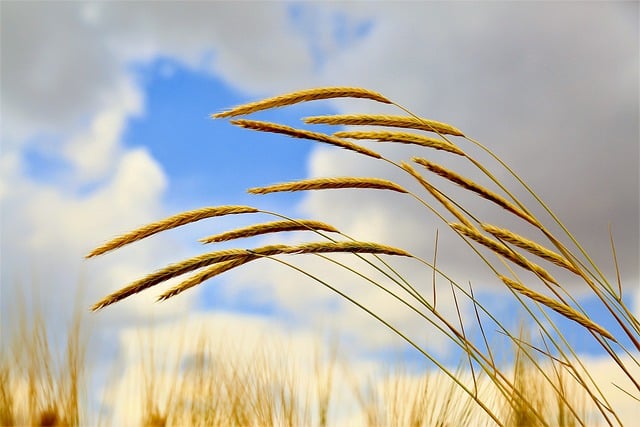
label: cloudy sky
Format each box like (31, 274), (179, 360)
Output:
(1, 1), (638, 423)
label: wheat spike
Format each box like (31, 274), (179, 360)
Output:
(91, 249), (254, 310)
(230, 119), (381, 159)
(265, 240), (411, 257)
(248, 177), (408, 195)
(212, 87), (392, 118)
(92, 241), (410, 310)
(334, 130), (464, 155)
(304, 114), (464, 137)
(401, 162), (475, 229)
(86, 206), (259, 258)
(450, 223), (558, 285)
(482, 224), (580, 275)
(499, 276), (614, 340)
(200, 219), (339, 244)
(413, 158), (538, 226)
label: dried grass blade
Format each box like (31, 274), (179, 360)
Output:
(200, 220), (339, 244)
(304, 114), (464, 137)
(450, 223), (558, 285)
(449, 280), (478, 396)
(413, 158), (538, 226)
(481, 223), (580, 275)
(469, 282), (496, 371)
(86, 206), (259, 258)
(400, 162), (475, 229)
(248, 177), (408, 195)
(609, 224), (623, 299)
(611, 383), (640, 403)
(212, 87), (391, 118)
(499, 275), (615, 340)
(334, 130), (464, 155)
(230, 119), (381, 159)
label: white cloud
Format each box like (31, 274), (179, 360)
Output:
(71, 2), (314, 96)
(62, 79), (142, 183)
(1, 2), (121, 141)
(2, 52), (184, 334)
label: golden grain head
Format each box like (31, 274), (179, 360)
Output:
(212, 87), (392, 118)
(499, 276), (614, 340)
(200, 219), (339, 244)
(400, 162), (475, 229)
(272, 240), (412, 257)
(482, 223), (580, 275)
(334, 130), (465, 155)
(248, 177), (408, 195)
(86, 205), (259, 258)
(413, 158), (538, 227)
(157, 257), (254, 301)
(304, 114), (465, 137)
(450, 223), (558, 285)
(91, 248), (252, 310)
(230, 119), (382, 159)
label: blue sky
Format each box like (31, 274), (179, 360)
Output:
(126, 58), (318, 208)
(2, 1), (638, 423)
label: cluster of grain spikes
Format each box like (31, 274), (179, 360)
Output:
(86, 86), (639, 426)
(87, 207), (411, 310)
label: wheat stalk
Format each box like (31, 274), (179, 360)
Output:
(230, 119), (381, 159)
(200, 220), (339, 244)
(334, 130), (465, 155)
(248, 177), (408, 195)
(92, 241), (411, 310)
(450, 223), (558, 285)
(212, 87), (391, 118)
(499, 276), (614, 340)
(413, 158), (538, 227)
(482, 224), (580, 275)
(304, 114), (465, 137)
(85, 206), (259, 258)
